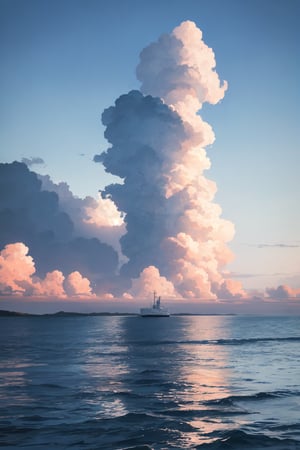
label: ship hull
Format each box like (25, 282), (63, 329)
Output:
(140, 307), (170, 317)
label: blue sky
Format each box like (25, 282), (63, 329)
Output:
(1, 0), (299, 296)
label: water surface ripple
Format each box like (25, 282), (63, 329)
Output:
(0, 315), (299, 449)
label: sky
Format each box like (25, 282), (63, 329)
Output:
(0, 0), (299, 313)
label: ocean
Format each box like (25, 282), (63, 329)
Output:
(0, 314), (299, 449)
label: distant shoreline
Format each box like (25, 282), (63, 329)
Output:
(0, 310), (136, 317)
(0, 309), (237, 317)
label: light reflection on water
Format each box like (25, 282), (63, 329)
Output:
(112, 316), (238, 446)
(0, 315), (299, 449)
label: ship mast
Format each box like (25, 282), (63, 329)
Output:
(153, 291), (157, 308)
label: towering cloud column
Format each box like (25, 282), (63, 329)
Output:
(98, 21), (244, 299)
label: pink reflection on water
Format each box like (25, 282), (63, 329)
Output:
(163, 316), (242, 446)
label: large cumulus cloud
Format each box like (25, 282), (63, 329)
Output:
(95, 21), (242, 300)
(38, 174), (125, 258)
(96, 90), (187, 279)
(0, 162), (118, 294)
(2, 21), (249, 301)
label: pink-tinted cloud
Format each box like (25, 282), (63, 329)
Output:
(266, 284), (300, 300)
(96, 21), (237, 300)
(130, 266), (180, 299)
(33, 270), (66, 298)
(64, 271), (95, 298)
(216, 279), (247, 300)
(0, 243), (35, 295)
(137, 20), (227, 114)
(0, 162), (119, 290)
(0, 242), (96, 299)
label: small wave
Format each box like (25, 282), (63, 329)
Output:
(205, 389), (300, 406)
(0, 425), (38, 435)
(112, 390), (143, 399)
(123, 446), (154, 450)
(126, 336), (300, 347)
(109, 412), (154, 423)
(132, 379), (179, 390)
(196, 430), (300, 449)
(214, 336), (300, 345)
(157, 408), (249, 418)
(36, 383), (67, 389)
(133, 378), (161, 385)
(21, 414), (47, 422)
(0, 420), (11, 425)
(140, 369), (162, 375)
(270, 423), (300, 432)
(185, 336), (300, 346)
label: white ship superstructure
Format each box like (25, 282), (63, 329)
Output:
(140, 292), (170, 317)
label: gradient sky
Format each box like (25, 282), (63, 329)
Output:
(1, 0), (299, 311)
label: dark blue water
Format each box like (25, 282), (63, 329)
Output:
(0, 315), (300, 449)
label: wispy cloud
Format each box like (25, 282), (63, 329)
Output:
(256, 243), (300, 249)
(228, 270), (300, 279)
(21, 157), (45, 167)
(227, 272), (267, 279)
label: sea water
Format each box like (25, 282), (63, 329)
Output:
(0, 315), (299, 449)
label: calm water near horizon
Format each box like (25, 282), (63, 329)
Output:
(0, 315), (300, 449)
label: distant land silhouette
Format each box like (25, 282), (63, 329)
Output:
(0, 309), (136, 317)
(0, 309), (235, 317)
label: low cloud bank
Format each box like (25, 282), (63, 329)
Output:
(0, 242), (95, 298)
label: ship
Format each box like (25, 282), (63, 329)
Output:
(140, 292), (170, 317)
